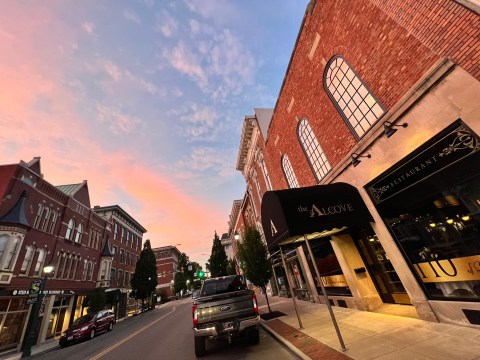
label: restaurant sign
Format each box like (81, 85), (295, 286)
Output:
(368, 120), (480, 204)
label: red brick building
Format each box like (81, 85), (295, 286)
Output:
(235, 0), (480, 328)
(153, 245), (181, 300)
(93, 205), (146, 318)
(0, 158), (114, 353)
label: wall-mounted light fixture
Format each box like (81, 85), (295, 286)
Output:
(384, 120), (408, 138)
(351, 152), (371, 167)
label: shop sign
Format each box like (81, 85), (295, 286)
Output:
(368, 120), (480, 204)
(413, 254), (480, 283)
(27, 279), (43, 304)
(12, 289), (70, 296)
(316, 274), (348, 287)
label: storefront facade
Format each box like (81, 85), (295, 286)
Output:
(234, 0), (479, 328)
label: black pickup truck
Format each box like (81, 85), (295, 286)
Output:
(192, 275), (260, 357)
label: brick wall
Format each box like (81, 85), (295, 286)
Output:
(264, 0), (479, 189)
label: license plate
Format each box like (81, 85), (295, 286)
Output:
(223, 322), (233, 331)
(67, 336), (73, 341)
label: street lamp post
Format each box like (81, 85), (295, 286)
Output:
(21, 264), (54, 358)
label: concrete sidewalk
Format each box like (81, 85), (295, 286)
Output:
(257, 295), (480, 360)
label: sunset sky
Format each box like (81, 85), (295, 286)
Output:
(0, 0), (308, 268)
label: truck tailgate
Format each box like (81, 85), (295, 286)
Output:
(196, 291), (255, 325)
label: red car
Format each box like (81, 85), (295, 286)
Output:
(59, 310), (115, 347)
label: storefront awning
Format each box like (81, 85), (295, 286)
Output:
(261, 183), (374, 252)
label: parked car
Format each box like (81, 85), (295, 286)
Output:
(59, 310), (115, 348)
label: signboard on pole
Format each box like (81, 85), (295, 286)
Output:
(27, 279), (43, 304)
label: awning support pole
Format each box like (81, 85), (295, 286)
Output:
(279, 245), (303, 330)
(304, 234), (346, 351)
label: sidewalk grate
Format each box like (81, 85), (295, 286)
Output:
(265, 319), (352, 360)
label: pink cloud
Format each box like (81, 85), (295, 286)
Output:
(0, 2), (230, 264)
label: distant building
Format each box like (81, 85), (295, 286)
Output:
(93, 205), (146, 318)
(152, 245), (181, 300)
(220, 233), (233, 259)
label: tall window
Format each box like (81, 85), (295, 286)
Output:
(257, 152), (272, 191)
(71, 256), (80, 279)
(66, 219), (75, 240)
(41, 207), (50, 231)
(324, 55), (385, 139)
(74, 223), (83, 243)
(298, 118), (331, 182)
(33, 248), (46, 276)
(3, 236), (20, 270)
(114, 223), (118, 240)
(0, 235), (8, 265)
(33, 204), (44, 228)
(20, 245), (35, 275)
(49, 210), (58, 233)
(281, 154), (299, 188)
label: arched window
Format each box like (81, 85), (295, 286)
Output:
(33, 204), (44, 228)
(41, 207), (50, 231)
(324, 55), (386, 139)
(66, 219), (75, 240)
(74, 224), (83, 243)
(82, 260), (88, 280)
(281, 154), (299, 188)
(298, 118), (331, 182)
(3, 236), (21, 271)
(33, 248), (46, 276)
(20, 245), (35, 275)
(49, 210), (58, 233)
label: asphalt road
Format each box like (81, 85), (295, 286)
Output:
(32, 297), (299, 360)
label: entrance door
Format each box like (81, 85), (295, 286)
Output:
(354, 230), (411, 304)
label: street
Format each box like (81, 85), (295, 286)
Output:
(32, 297), (299, 360)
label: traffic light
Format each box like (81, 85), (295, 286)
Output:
(197, 270), (205, 279)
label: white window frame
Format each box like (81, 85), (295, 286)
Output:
(20, 245), (35, 275)
(298, 118), (331, 182)
(324, 55), (386, 139)
(66, 219), (75, 240)
(2, 236), (21, 271)
(41, 207), (50, 231)
(281, 154), (299, 188)
(74, 223), (83, 243)
(49, 210), (58, 233)
(33, 248), (46, 277)
(33, 204), (44, 228)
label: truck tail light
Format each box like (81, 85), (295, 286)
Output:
(252, 294), (258, 314)
(192, 304), (198, 325)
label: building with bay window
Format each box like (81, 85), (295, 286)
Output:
(0, 157), (116, 354)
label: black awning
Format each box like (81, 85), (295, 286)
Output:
(261, 183), (374, 252)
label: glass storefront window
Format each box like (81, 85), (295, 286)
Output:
(0, 298), (29, 352)
(303, 239), (352, 296)
(386, 175), (480, 300)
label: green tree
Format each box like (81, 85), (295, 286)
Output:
(85, 288), (106, 313)
(226, 258), (237, 275)
(208, 232), (228, 277)
(131, 239), (158, 309)
(236, 227), (273, 312)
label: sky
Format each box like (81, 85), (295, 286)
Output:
(0, 0), (309, 268)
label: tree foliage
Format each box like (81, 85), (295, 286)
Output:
(236, 226), (273, 312)
(226, 258), (237, 275)
(208, 232), (228, 277)
(85, 288), (106, 313)
(131, 239), (158, 304)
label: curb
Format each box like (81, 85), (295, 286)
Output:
(260, 320), (312, 360)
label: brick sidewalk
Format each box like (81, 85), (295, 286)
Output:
(265, 319), (352, 360)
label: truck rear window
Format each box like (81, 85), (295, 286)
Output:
(201, 276), (247, 296)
